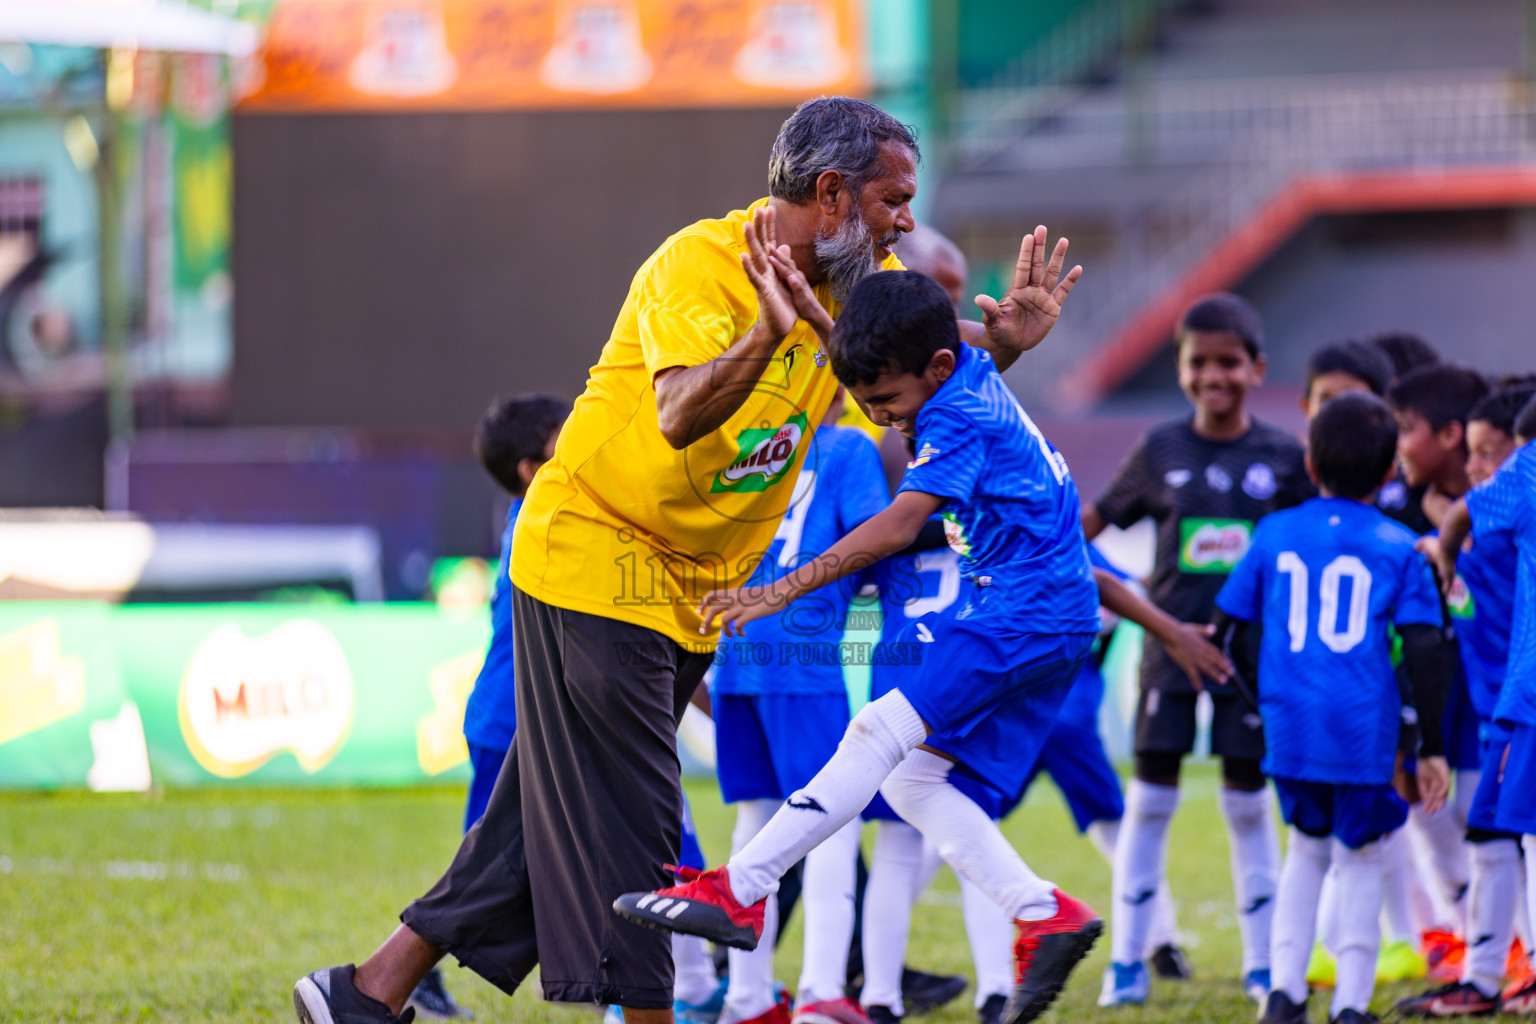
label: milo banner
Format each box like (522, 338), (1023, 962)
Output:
(240, 0), (864, 113)
(0, 603), (490, 789)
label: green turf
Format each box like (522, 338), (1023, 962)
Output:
(0, 763), (1425, 1023)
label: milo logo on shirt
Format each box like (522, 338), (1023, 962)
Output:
(712, 412), (809, 493)
(1178, 518), (1253, 573)
(1447, 574), (1475, 619)
(941, 512), (971, 555)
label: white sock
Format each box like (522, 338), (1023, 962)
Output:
(861, 821), (925, 1013)
(1272, 829), (1331, 1004)
(1331, 838), (1385, 1019)
(1463, 839), (1520, 997)
(674, 933), (721, 1006)
(961, 874), (1016, 1005)
(726, 799), (782, 1022)
(1515, 849), (1533, 953)
(798, 818), (863, 1003)
(1317, 868), (1339, 952)
(1380, 831), (1417, 943)
(880, 749), (1058, 920)
(1455, 770), (1480, 830)
(1408, 800), (1470, 931)
(729, 692), (926, 906)
(1220, 786), (1279, 973)
(1088, 818), (1180, 950)
(1525, 836), (1536, 967)
(1111, 780), (1180, 964)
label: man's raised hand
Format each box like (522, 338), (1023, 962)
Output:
(766, 247), (834, 344)
(742, 206), (801, 342)
(975, 225), (1082, 359)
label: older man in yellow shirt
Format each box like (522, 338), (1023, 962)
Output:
(293, 96), (1081, 1024)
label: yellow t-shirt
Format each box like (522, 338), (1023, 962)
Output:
(512, 199), (902, 646)
(836, 389), (884, 442)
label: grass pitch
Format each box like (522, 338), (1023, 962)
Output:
(0, 763), (1421, 1023)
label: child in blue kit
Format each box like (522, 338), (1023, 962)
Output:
(1427, 394), (1536, 1014)
(618, 270), (1110, 1024)
(709, 390), (891, 1024)
(1214, 393), (1451, 1024)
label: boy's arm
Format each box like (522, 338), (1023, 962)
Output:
(1398, 622), (1452, 814)
(1420, 497), (1472, 595)
(699, 490), (945, 636)
(1095, 569), (1232, 687)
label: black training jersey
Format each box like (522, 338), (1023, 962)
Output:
(1373, 473), (1434, 535)
(1095, 416), (1310, 693)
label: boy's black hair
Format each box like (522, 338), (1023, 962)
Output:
(1468, 381), (1536, 439)
(1309, 392), (1399, 500)
(1175, 293), (1263, 359)
(828, 270), (959, 387)
(1367, 332), (1440, 381)
(1387, 363), (1490, 433)
(474, 394), (568, 495)
(1304, 339), (1394, 398)
(1516, 393), (1536, 443)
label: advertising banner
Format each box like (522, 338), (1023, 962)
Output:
(239, 0), (864, 113)
(0, 602), (490, 789)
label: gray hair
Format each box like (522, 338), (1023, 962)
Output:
(768, 97), (919, 205)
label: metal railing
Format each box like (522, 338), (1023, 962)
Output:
(964, 70), (1536, 404)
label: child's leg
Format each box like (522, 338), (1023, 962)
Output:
(726, 799), (785, 1022)
(1526, 836), (1536, 968)
(673, 933), (721, 1006)
(961, 874), (1016, 1007)
(1463, 837), (1520, 996)
(1272, 829), (1331, 1004)
(798, 817), (863, 1004)
(1110, 772), (1181, 966)
(1408, 799), (1471, 932)
(1330, 837), (1385, 1018)
(1087, 818), (1180, 951)
(879, 749), (1058, 921)
(1380, 831), (1418, 944)
(728, 692), (927, 907)
(861, 821), (925, 1013)
(1218, 769), (1279, 976)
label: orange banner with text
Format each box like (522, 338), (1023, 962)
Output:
(239, 0), (865, 112)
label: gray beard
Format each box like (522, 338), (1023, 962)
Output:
(814, 211), (896, 303)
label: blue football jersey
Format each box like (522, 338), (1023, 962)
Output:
(1468, 445), (1536, 728)
(896, 345), (1100, 634)
(1216, 496), (1444, 784)
(1445, 524), (1518, 722)
(713, 425), (889, 696)
(464, 498), (521, 751)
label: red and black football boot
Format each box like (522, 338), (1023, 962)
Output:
(1396, 981), (1500, 1017)
(613, 864), (766, 951)
(1000, 889), (1102, 1024)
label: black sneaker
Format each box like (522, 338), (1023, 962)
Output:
(294, 964), (417, 1024)
(978, 994), (1007, 1024)
(901, 968), (968, 1016)
(1149, 944), (1193, 981)
(408, 967), (472, 1020)
(866, 1006), (900, 1024)
(1259, 990), (1308, 1024)
(1330, 1011), (1381, 1024)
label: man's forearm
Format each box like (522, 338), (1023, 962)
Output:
(957, 320), (1024, 373)
(654, 322), (784, 448)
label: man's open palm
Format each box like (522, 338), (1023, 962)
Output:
(976, 225), (1082, 357)
(742, 206), (800, 342)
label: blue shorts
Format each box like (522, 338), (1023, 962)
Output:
(1468, 723), (1515, 835)
(1493, 723), (1536, 835)
(679, 796), (705, 871)
(1274, 776), (1408, 849)
(894, 611), (1096, 803)
(714, 693), (850, 803)
(464, 742), (507, 832)
(1025, 717), (1125, 832)
(1444, 672), (1483, 772)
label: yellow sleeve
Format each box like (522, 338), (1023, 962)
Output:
(637, 235), (751, 378)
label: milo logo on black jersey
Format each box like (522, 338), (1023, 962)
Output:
(712, 412), (809, 493)
(1179, 517), (1252, 573)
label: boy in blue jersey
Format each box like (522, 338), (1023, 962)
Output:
(1424, 394), (1536, 1015)
(1397, 381), (1536, 1017)
(1214, 393), (1451, 1024)
(709, 389), (891, 1024)
(619, 270), (1125, 1024)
